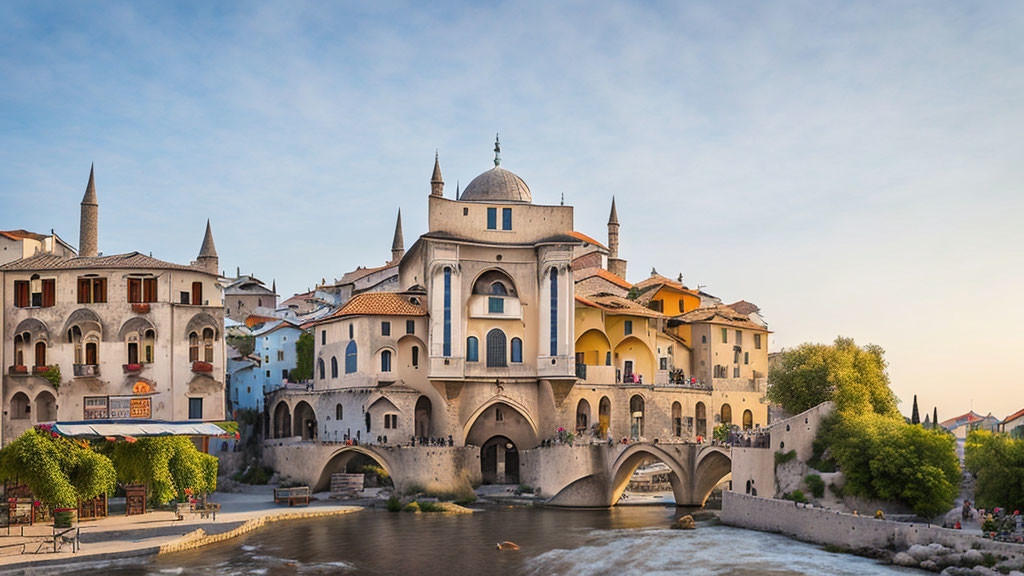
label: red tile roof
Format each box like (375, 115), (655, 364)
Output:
(1003, 408), (1024, 424)
(568, 230), (607, 250)
(575, 294), (664, 318)
(729, 300), (761, 316)
(0, 251), (202, 272)
(575, 267), (633, 290)
(322, 292), (426, 321)
(673, 305), (769, 332)
(0, 229), (47, 241)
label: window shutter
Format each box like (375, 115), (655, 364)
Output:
(42, 279), (55, 307)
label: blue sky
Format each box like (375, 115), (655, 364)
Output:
(2, 1), (1022, 419)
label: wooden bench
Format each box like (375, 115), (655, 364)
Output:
(274, 487), (310, 507)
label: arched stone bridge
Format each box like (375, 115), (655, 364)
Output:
(262, 439), (731, 508)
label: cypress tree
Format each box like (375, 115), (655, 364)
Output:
(911, 395), (920, 425)
(933, 407), (939, 430)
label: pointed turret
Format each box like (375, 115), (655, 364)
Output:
(272, 278), (277, 294)
(79, 164), (99, 257)
(390, 209), (405, 264)
(608, 196), (619, 225)
(430, 151), (444, 197)
(195, 219), (219, 275)
(607, 196), (627, 279)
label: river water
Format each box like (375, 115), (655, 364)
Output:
(72, 506), (914, 576)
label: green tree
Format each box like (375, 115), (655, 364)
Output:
(911, 395), (920, 425)
(964, 430), (1024, 512)
(767, 337), (898, 417)
(932, 407), (938, 430)
(289, 331), (314, 382)
(106, 437), (218, 505)
(0, 428), (116, 508)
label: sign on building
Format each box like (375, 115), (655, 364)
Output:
(84, 396), (108, 420)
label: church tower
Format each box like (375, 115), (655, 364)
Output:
(196, 219), (219, 275)
(430, 152), (444, 197)
(79, 164), (99, 258)
(607, 197), (628, 279)
(390, 209), (405, 264)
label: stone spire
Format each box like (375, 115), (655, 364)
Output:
(493, 133), (501, 167)
(390, 209), (405, 264)
(607, 196), (627, 279)
(272, 278), (277, 294)
(455, 180), (460, 201)
(430, 151), (444, 197)
(79, 164), (99, 258)
(196, 219), (219, 275)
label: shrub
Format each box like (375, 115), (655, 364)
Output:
(783, 490), (808, 503)
(964, 431), (1024, 512)
(402, 501), (420, 512)
(774, 450), (797, 466)
(829, 482), (845, 499)
(517, 484), (534, 494)
(106, 437), (218, 505)
(805, 474), (825, 499)
(0, 428), (116, 508)
(233, 465), (273, 485)
(416, 500), (444, 512)
(454, 495), (477, 506)
(713, 424), (731, 443)
(386, 496), (402, 512)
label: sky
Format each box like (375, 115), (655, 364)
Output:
(1, 1), (1022, 421)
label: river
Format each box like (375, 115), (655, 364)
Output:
(71, 506), (915, 575)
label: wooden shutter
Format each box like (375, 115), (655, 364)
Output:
(41, 279), (55, 307)
(78, 278), (90, 303)
(143, 278), (157, 302)
(14, 281), (29, 307)
(192, 282), (203, 306)
(95, 278), (107, 303)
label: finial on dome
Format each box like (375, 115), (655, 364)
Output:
(494, 133), (501, 167)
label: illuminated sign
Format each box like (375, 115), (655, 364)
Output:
(132, 381), (152, 395)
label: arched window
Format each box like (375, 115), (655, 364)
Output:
(743, 409), (753, 430)
(336, 403), (343, 420)
(576, 399), (590, 433)
(345, 341), (358, 374)
(331, 356), (339, 378)
(629, 395), (644, 440)
(11, 392), (30, 420)
(466, 336), (479, 362)
(549, 268), (558, 356)
(318, 358), (325, 379)
(442, 267), (452, 357)
(672, 402), (682, 437)
(721, 404), (732, 425)
(365, 412), (371, 432)
(486, 329), (507, 367)
(490, 282), (507, 295)
(510, 338), (523, 363)
(381, 350), (392, 372)
(599, 396), (611, 434)
(189, 331), (200, 362)
(13, 334), (25, 366)
(68, 326), (83, 365)
(34, 341), (46, 367)
(127, 333), (139, 365)
(412, 345), (419, 368)
(143, 329), (155, 363)
(203, 328), (214, 362)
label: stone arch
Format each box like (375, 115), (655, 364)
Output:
(273, 400), (292, 438)
(694, 447), (732, 505)
(470, 268), (520, 298)
(118, 316), (158, 341)
(62, 308), (104, 338)
(293, 401), (316, 440)
(463, 396), (540, 449)
(608, 444), (690, 507)
(575, 398), (591, 433)
(184, 313), (220, 340)
(414, 395), (432, 438)
(575, 328), (612, 367)
(614, 335), (655, 383)
(14, 318), (49, 343)
(313, 446), (395, 492)
(10, 391), (30, 420)
(34, 391), (56, 422)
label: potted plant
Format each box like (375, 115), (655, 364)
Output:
(191, 361), (214, 373)
(53, 507), (77, 528)
(123, 363), (143, 374)
(131, 303), (150, 314)
(9, 365), (28, 375)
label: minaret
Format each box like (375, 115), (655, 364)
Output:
(430, 151), (444, 197)
(196, 219), (219, 275)
(390, 209), (405, 264)
(607, 197), (628, 279)
(79, 164), (99, 258)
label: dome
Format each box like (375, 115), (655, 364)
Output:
(460, 166), (532, 203)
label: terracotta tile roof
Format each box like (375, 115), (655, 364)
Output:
(632, 272), (700, 305)
(0, 251), (202, 272)
(633, 272), (687, 291)
(575, 267), (632, 290)
(1003, 407), (1024, 424)
(939, 411), (983, 429)
(338, 264), (393, 285)
(244, 314), (280, 328)
(568, 231), (607, 250)
(673, 305), (769, 332)
(729, 300), (761, 316)
(575, 293), (664, 318)
(322, 292), (426, 321)
(0, 229), (47, 241)
(252, 319), (303, 337)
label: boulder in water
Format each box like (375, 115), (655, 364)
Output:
(671, 515), (696, 530)
(893, 552), (918, 567)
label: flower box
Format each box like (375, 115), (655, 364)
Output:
(123, 363), (143, 374)
(131, 303), (150, 314)
(8, 365), (28, 375)
(32, 365), (49, 374)
(191, 361), (214, 373)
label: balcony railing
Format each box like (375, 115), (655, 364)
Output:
(8, 365), (28, 376)
(131, 303), (151, 314)
(73, 364), (100, 377)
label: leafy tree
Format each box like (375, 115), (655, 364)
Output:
(767, 337), (898, 417)
(911, 395), (920, 425)
(0, 428), (116, 508)
(227, 334), (255, 357)
(105, 437), (218, 505)
(713, 423), (730, 443)
(822, 412), (959, 518)
(964, 431), (1024, 512)
(289, 331), (314, 382)
(932, 407), (938, 430)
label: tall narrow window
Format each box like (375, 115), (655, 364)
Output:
(41, 279), (55, 307)
(345, 341), (358, 373)
(550, 268), (558, 356)
(487, 329), (507, 367)
(13, 281), (29, 308)
(318, 358), (325, 379)
(203, 328), (214, 362)
(192, 282), (203, 306)
(487, 207), (497, 230)
(127, 338), (139, 364)
(143, 277), (157, 302)
(381, 321), (391, 336)
(381, 350), (392, 372)
(331, 356), (339, 378)
(511, 338), (523, 363)
(412, 346), (419, 368)
(624, 320), (633, 336)
(443, 267), (452, 357)
(466, 336), (479, 362)
(127, 278), (142, 303)
(754, 334), (762, 349)
(721, 328), (728, 343)
(406, 320), (415, 335)
(321, 330), (326, 345)
(143, 329), (155, 363)
(34, 341), (46, 367)
(189, 332), (200, 362)
(502, 208), (512, 230)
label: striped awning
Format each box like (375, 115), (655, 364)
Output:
(52, 419), (231, 438)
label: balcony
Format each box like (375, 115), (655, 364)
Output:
(7, 365), (28, 376)
(575, 364), (615, 384)
(123, 363), (143, 375)
(191, 361), (214, 373)
(32, 365), (51, 375)
(73, 364), (100, 377)
(131, 303), (151, 314)
(537, 355), (575, 379)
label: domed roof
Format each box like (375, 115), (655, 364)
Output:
(460, 166), (532, 203)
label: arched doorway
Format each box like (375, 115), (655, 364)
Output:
(414, 396), (432, 439)
(672, 402), (682, 437)
(695, 402), (707, 439)
(629, 395), (644, 440)
(598, 396), (611, 438)
(721, 404), (732, 426)
(273, 401), (291, 438)
(35, 391), (56, 422)
(742, 409), (753, 430)
(10, 392), (30, 420)
(480, 436), (519, 485)
(294, 401), (316, 440)
(575, 399), (591, 435)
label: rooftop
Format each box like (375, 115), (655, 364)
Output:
(0, 251), (205, 273)
(672, 305), (769, 332)
(321, 292), (427, 321)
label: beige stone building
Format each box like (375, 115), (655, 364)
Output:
(268, 138), (771, 484)
(0, 229), (76, 266)
(0, 168), (226, 444)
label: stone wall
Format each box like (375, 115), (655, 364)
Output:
(770, 401), (834, 462)
(722, 492), (1024, 560)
